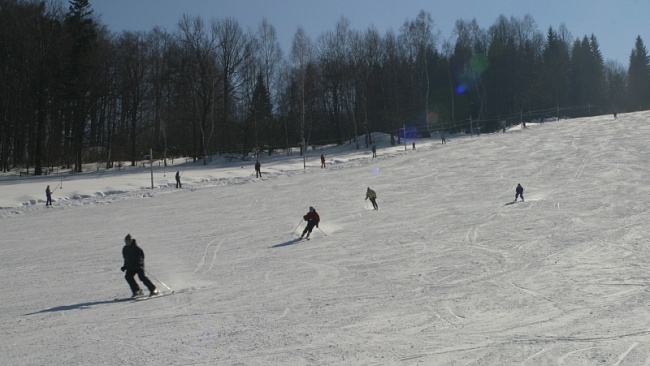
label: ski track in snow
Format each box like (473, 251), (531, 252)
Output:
(3, 111), (650, 364)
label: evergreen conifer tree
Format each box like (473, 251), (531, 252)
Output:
(627, 36), (650, 111)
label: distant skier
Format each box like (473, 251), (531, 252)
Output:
(320, 154), (326, 168)
(121, 234), (159, 297)
(365, 187), (378, 210)
(175, 171), (182, 188)
(255, 160), (262, 177)
(45, 185), (53, 206)
(441, 132), (446, 144)
(613, 112), (618, 119)
(372, 145), (377, 158)
(412, 142), (416, 150)
(515, 184), (524, 202)
(301, 206), (320, 239)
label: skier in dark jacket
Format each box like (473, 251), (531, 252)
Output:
(121, 234), (158, 297)
(515, 184), (524, 202)
(45, 185), (53, 206)
(175, 171), (182, 188)
(255, 160), (262, 177)
(301, 206), (320, 239)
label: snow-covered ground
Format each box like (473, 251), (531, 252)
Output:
(2, 111), (650, 365)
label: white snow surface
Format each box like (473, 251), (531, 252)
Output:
(2, 111), (650, 365)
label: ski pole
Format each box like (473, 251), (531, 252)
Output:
(145, 269), (175, 293)
(54, 174), (69, 190)
(318, 227), (327, 237)
(292, 219), (303, 234)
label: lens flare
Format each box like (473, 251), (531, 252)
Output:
(455, 53), (489, 95)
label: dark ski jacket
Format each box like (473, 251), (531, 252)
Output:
(255, 161), (261, 171)
(122, 242), (145, 271)
(46, 187), (51, 197)
(516, 185), (524, 194)
(303, 211), (320, 228)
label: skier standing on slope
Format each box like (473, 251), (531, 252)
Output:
(515, 184), (524, 202)
(45, 185), (53, 206)
(255, 160), (262, 178)
(301, 206), (320, 239)
(320, 154), (326, 168)
(121, 234), (159, 297)
(175, 171), (182, 188)
(365, 187), (378, 210)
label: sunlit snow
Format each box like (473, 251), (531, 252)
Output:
(2, 111), (649, 364)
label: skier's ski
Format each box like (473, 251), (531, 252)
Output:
(134, 291), (175, 301)
(114, 297), (136, 302)
(113, 294), (145, 302)
(113, 291), (173, 302)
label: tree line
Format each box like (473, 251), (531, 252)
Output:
(1, 0), (649, 174)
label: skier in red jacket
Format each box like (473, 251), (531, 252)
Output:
(301, 206), (320, 239)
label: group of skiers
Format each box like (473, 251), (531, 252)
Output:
(252, 154), (327, 177)
(299, 186), (378, 240)
(114, 179), (526, 297)
(118, 181), (528, 297)
(35, 140), (527, 297)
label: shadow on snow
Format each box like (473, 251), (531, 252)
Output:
(270, 238), (302, 248)
(24, 298), (132, 315)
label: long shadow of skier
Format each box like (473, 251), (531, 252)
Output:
(504, 201), (516, 206)
(270, 238), (302, 248)
(24, 298), (132, 315)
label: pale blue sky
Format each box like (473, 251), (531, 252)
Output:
(91, 0), (649, 65)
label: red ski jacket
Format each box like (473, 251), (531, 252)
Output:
(303, 211), (320, 226)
